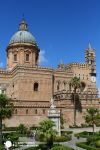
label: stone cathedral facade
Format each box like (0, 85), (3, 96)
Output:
(0, 19), (99, 127)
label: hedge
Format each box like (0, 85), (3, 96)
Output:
(74, 131), (97, 138)
(0, 145), (3, 150)
(76, 142), (100, 150)
(61, 131), (73, 135)
(24, 147), (38, 150)
(24, 145), (74, 150)
(54, 135), (71, 142)
(50, 145), (74, 150)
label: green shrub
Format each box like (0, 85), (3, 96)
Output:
(87, 135), (100, 145)
(24, 144), (48, 150)
(3, 127), (18, 131)
(24, 145), (74, 150)
(95, 140), (100, 148)
(76, 142), (100, 150)
(54, 135), (71, 142)
(24, 147), (38, 150)
(50, 145), (73, 150)
(0, 145), (3, 150)
(75, 131), (97, 138)
(17, 124), (28, 135)
(61, 131), (73, 136)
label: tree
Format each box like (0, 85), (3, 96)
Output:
(17, 124), (28, 135)
(69, 77), (81, 125)
(84, 107), (100, 134)
(0, 94), (14, 144)
(38, 119), (57, 148)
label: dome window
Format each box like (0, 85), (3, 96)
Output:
(14, 54), (17, 62)
(26, 54), (29, 61)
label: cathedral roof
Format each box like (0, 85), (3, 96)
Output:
(9, 19), (38, 47)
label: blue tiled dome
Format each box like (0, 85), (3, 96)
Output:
(9, 30), (37, 45)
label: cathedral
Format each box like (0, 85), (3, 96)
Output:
(0, 19), (99, 127)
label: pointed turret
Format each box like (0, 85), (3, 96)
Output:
(19, 18), (28, 31)
(58, 59), (64, 69)
(88, 42), (92, 50)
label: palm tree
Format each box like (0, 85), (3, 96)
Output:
(38, 119), (57, 148)
(69, 77), (81, 126)
(84, 107), (100, 134)
(0, 94), (14, 144)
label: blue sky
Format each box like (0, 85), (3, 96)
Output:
(0, 0), (100, 94)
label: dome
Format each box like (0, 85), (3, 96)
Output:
(9, 30), (37, 45)
(8, 18), (38, 47)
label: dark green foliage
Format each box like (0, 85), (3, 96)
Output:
(75, 131), (100, 149)
(3, 132), (19, 146)
(95, 140), (100, 148)
(17, 124), (28, 135)
(76, 142), (100, 150)
(0, 94), (14, 119)
(24, 145), (74, 150)
(0, 94), (14, 144)
(84, 107), (100, 134)
(0, 145), (3, 150)
(54, 135), (71, 142)
(51, 145), (74, 150)
(74, 131), (96, 138)
(38, 119), (57, 148)
(87, 135), (100, 145)
(3, 126), (18, 131)
(24, 147), (38, 150)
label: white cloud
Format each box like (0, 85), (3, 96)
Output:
(0, 62), (3, 68)
(39, 50), (48, 65)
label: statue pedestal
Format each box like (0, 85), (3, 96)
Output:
(48, 99), (61, 136)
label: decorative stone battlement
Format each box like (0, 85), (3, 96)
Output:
(65, 62), (89, 68)
(12, 100), (50, 108)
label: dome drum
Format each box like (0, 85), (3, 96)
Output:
(6, 19), (40, 70)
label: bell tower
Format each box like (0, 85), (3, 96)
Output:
(85, 43), (96, 82)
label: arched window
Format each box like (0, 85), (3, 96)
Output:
(14, 54), (17, 61)
(34, 83), (39, 91)
(35, 109), (37, 114)
(26, 54), (29, 61)
(15, 109), (17, 114)
(26, 109), (28, 114)
(63, 82), (66, 90)
(43, 109), (45, 114)
(57, 81), (60, 91)
(81, 82), (86, 92)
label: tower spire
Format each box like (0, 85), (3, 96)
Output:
(19, 18), (28, 31)
(88, 42), (92, 50)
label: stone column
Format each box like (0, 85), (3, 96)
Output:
(48, 98), (61, 136)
